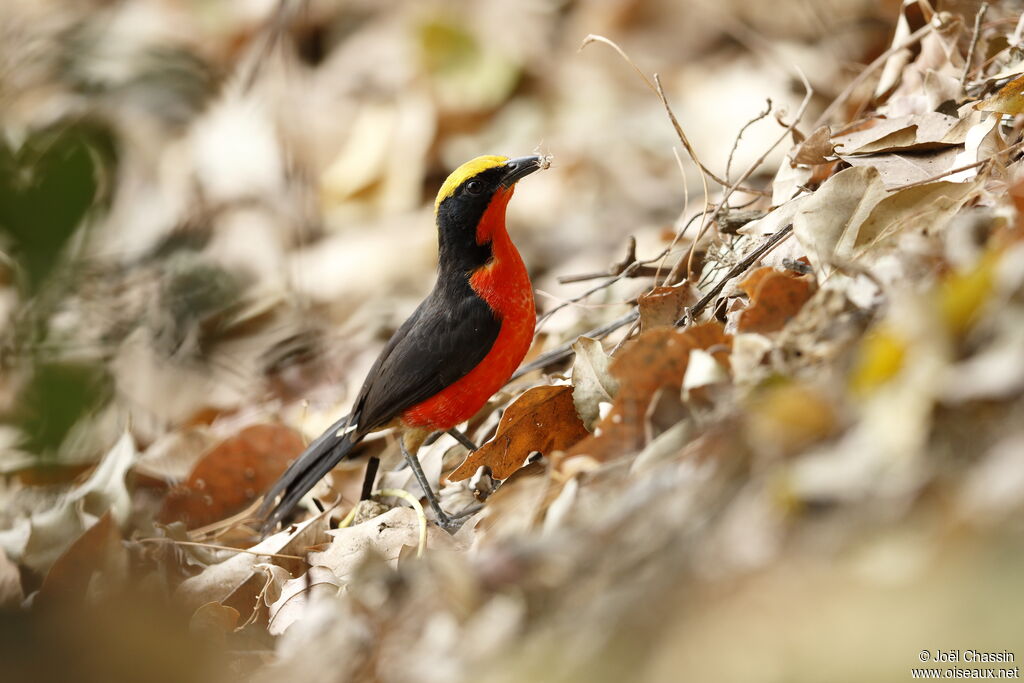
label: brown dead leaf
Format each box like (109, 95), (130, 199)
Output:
(159, 424), (304, 529)
(638, 283), (698, 330)
(792, 125), (835, 165)
(976, 74), (1024, 114)
(839, 148), (960, 188)
(189, 602), (240, 644)
(36, 512), (127, 609)
(737, 267), (816, 334)
(448, 386), (588, 481)
(568, 322), (732, 459)
(832, 113), (960, 155)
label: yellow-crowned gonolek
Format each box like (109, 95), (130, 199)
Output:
(259, 155), (543, 534)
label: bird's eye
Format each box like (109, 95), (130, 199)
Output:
(465, 180), (484, 195)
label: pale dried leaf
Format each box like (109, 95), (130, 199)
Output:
(571, 337), (620, 431)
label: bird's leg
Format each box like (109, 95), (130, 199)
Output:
(446, 428), (478, 451)
(359, 456), (381, 500)
(398, 439), (454, 529)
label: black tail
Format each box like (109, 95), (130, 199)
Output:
(258, 415), (361, 536)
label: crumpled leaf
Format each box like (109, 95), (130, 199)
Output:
(570, 337), (619, 431)
(189, 601), (240, 644)
(793, 165), (979, 273)
(792, 165), (888, 272)
(0, 432), (136, 574)
(175, 515), (328, 614)
(569, 323), (732, 458)
(737, 267), (815, 334)
(159, 424), (304, 529)
(36, 512), (127, 609)
(267, 566), (342, 636)
(832, 113), (961, 155)
(975, 73), (1024, 114)
(308, 507), (457, 581)
(449, 386), (588, 481)
(637, 283), (698, 330)
(839, 148), (960, 188)
(791, 125), (835, 165)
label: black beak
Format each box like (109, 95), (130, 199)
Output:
(500, 156), (543, 187)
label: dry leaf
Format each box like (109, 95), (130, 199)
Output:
(0, 432), (137, 575)
(570, 337), (620, 432)
(638, 283), (699, 330)
(792, 125), (835, 165)
(35, 512), (127, 609)
(308, 507), (456, 581)
(856, 181), (980, 251)
(832, 113), (960, 155)
(737, 267), (815, 334)
(793, 165), (888, 273)
(175, 515), (328, 614)
(569, 323), (732, 458)
(976, 74), (1024, 114)
(449, 386), (588, 481)
(838, 148), (960, 188)
(189, 602), (241, 643)
(745, 383), (838, 458)
(159, 424), (305, 529)
(267, 566), (342, 636)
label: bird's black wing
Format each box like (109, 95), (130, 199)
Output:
(352, 278), (501, 434)
(258, 279), (500, 535)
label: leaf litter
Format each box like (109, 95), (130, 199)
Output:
(3, 1), (1024, 682)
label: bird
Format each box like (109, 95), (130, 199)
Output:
(259, 155), (544, 535)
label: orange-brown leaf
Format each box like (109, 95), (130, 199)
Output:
(737, 268), (814, 334)
(159, 424), (304, 529)
(569, 322), (731, 459)
(976, 74), (1024, 115)
(638, 283), (698, 330)
(448, 386), (588, 481)
(36, 512), (124, 609)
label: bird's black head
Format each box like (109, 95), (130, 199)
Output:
(433, 156), (542, 274)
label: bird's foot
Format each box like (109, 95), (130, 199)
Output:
(433, 505), (480, 534)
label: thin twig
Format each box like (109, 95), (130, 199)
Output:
(726, 99), (773, 183)
(137, 537), (305, 561)
(579, 35), (768, 197)
(813, 22), (933, 129)
(557, 236), (636, 284)
(536, 248), (668, 332)
(888, 137), (1024, 191)
(962, 3), (991, 89)
(654, 147), (694, 286)
(675, 226), (794, 327)
(241, 0), (307, 93)
(512, 310), (639, 380)
(667, 67), (812, 284)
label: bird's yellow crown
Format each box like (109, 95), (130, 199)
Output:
(434, 155), (509, 211)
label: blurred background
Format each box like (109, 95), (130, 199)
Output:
(4, 1), (1021, 682)
(0, 0), (899, 468)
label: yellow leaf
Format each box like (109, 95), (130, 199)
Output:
(939, 251), (998, 335)
(850, 327), (907, 395)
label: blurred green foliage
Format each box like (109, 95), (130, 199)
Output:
(13, 361), (113, 457)
(0, 121), (118, 458)
(0, 122), (116, 293)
